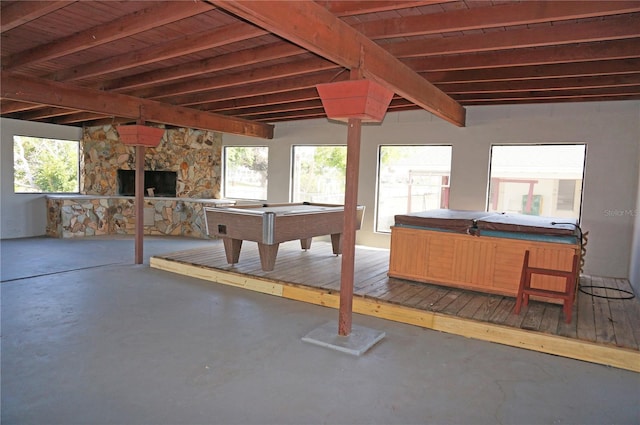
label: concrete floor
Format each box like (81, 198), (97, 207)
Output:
(2, 236), (638, 425)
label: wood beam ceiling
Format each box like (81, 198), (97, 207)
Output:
(209, 0), (466, 127)
(62, 3), (637, 122)
(350, 1), (640, 39)
(51, 22), (267, 83)
(3, 2), (215, 70)
(1, 1), (637, 126)
(318, 0), (452, 16)
(0, 1), (74, 33)
(387, 14), (640, 58)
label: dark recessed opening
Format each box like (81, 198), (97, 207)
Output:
(117, 169), (177, 197)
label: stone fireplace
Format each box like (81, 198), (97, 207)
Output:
(45, 125), (230, 239)
(81, 125), (222, 198)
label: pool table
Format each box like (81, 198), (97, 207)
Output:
(204, 202), (365, 271)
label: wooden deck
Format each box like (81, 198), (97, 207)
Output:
(150, 239), (640, 372)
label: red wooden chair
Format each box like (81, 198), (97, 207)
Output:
(514, 250), (580, 323)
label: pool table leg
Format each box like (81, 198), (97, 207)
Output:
(300, 238), (312, 250)
(222, 238), (242, 264)
(257, 243), (279, 271)
(331, 233), (342, 255)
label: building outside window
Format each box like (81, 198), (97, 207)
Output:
(488, 144), (586, 219)
(377, 145), (452, 233)
(223, 146), (268, 200)
(291, 145), (346, 204)
(13, 135), (80, 193)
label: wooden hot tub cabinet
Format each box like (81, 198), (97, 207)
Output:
(388, 210), (582, 299)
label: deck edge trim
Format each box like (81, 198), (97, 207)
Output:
(150, 255), (640, 373)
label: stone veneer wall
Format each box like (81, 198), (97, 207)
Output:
(46, 197), (216, 238)
(81, 125), (222, 198)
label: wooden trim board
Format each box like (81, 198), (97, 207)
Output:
(150, 256), (639, 373)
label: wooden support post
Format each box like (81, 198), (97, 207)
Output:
(338, 116), (362, 336)
(135, 144), (145, 264)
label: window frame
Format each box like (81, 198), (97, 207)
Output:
(12, 135), (80, 194)
(222, 145), (269, 201)
(375, 144), (453, 234)
(486, 143), (587, 220)
(290, 144), (347, 204)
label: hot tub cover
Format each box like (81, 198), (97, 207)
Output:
(394, 209), (580, 237)
(394, 209), (498, 234)
(476, 213), (579, 236)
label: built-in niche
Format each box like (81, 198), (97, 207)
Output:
(117, 169), (177, 197)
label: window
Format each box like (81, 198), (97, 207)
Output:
(13, 136), (79, 193)
(291, 145), (347, 203)
(488, 144), (586, 219)
(377, 145), (452, 233)
(223, 146), (268, 200)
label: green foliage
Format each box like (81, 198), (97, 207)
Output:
(225, 146), (268, 173)
(13, 136), (79, 193)
(380, 145), (404, 166)
(312, 146), (347, 178)
(293, 145), (347, 203)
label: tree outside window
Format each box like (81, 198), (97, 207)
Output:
(13, 136), (80, 193)
(292, 145), (347, 204)
(224, 146), (268, 200)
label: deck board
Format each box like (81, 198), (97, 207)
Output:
(150, 239), (640, 372)
(590, 276), (618, 345)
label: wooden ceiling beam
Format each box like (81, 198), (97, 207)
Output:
(442, 74), (640, 95)
(318, 0), (452, 16)
(113, 37), (640, 103)
(37, 2), (457, 90)
(208, 74), (640, 116)
(84, 32), (640, 104)
(427, 59), (640, 84)
(211, 0), (465, 127)
(454, 86), (640, 103)
(3, 1), (214, 70)
(173, 70), (345, 107)
(12, 106), (81, 121)
(405, 39), (640, 72)
(51, 111), (115, 125)
(203, 88), (320, 113)
(352, 1), (640, 39)
(224, 99), (324, 117)
(105, 43), (305, 92)
(139, 57), (338, 101)
(244, 108), (327, 122)
(43, 4), (639, 101)
(388, 14), (640, 58)
(0, 100), (42, 114)
(0, 1), (74, 33)
(51, 22), (265, 82)
(461, 94), (640, 106)
(139, 40), (640, 109)
(1, 72), (273, 139)
(246, 98), (418, 122)
(13, 56), (638, 124)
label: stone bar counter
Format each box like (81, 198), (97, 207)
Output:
(46, 195), (234, 239)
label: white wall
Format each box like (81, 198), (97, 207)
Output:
(630, 119), (640, 295)
(1, 118), (82, 239)
(224, 101), (640, 279)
